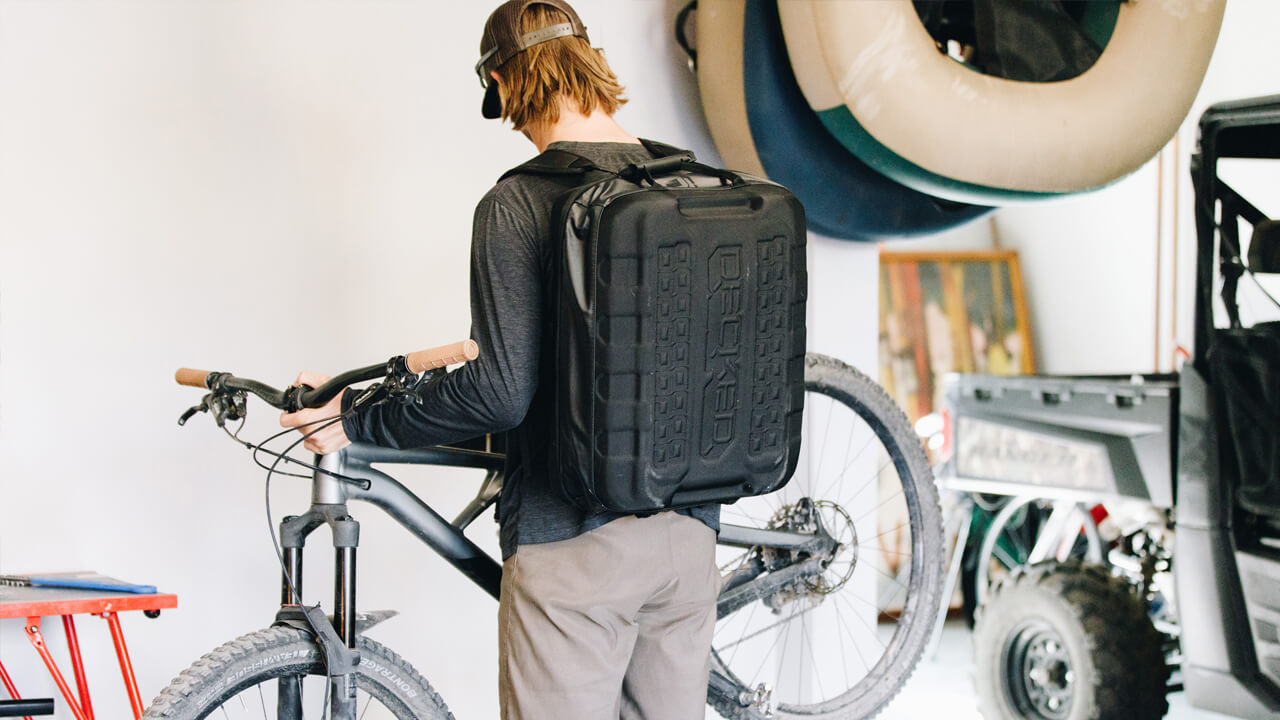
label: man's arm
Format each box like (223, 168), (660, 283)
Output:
(282, 192), (542, 452)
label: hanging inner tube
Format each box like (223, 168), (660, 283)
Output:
(782, 0), (1226, 204)
(695, 0), (989, 241)
(912, 0), (1120, 83)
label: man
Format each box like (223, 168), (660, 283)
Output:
(281, 2), (719, 718)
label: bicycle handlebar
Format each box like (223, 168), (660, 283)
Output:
(175, 368), (211, 388)
(406, 339), (479, 373)
(174, 339), (480, 413)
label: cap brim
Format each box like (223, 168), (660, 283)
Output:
(482, 83), (502, 119)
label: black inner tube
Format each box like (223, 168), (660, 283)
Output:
(913, 0), (1120, 83)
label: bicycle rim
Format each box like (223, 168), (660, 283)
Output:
(711, 353), (944, 719)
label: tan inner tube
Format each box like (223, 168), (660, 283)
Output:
(796, 0), (1225, 193)
(696, 0), (767, 178)
(777, 0), (844, 113)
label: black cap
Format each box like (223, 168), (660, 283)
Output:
(476, 0), (590, 119)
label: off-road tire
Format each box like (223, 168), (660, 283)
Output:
(973, 562), (1169, 720)
(143, 626), (452, 719)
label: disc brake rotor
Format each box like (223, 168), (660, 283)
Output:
(760, 498), (858, 612)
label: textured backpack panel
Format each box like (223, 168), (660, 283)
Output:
(510, 145), (806, 513)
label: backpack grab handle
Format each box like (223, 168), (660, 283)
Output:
(629, 153), (695, 176)
(620, 156), (745, 187)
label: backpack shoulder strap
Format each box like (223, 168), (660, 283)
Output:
(498, 149), (602, 183)
(499, 141), (697, 183)
(638, 138), (696, 161)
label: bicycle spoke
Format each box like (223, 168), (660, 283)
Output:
(870, 545), (916, 559)
(776, 610), (798, 695)
(834, 598), (872, 674)
(747, 614), (790, 690)
(811, 394), (838, 495)
(804, 394), (826, 507)
(862, 520), (910, 545)
(721, 503), (773, 528)
(795, 618), (805, 702)
(833, 597), (889, 678)
(839, 580), (901, 629)
(717, 545), (760, 585)
(862, 562), (911, 604)
(832, 402), (859, 496)
(718, 604), (814, 653)
(848, 479), (904, 525)
(835, 593), (889, 653)
(816, 429), (876, 502)
(725, 597), (762, 668)
(833, 598), (854, 696)
(802, 612), (827, 702)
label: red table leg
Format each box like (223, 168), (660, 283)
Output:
(24, 617), (88, 720)
(99, 612), (144, 719)
(0, 659), (34, 720)
(61, 615), (95, 720)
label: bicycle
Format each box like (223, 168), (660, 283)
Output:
(145, 341), (944, 720)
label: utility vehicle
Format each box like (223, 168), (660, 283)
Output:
(937, 96), (1280, 720)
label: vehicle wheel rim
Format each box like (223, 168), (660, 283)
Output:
(1004, 620), (1074, 720)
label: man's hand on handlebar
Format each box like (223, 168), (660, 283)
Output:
(178, 340), (479, 448)
(279, 371), (352, 455)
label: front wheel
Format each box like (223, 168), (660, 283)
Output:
(709, 353), (946, 719)
(143, 626), (453, 719)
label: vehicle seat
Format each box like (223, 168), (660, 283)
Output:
(1211, 220), (1280, 516)
(1213, 317), (1280, 518)
(1248, 218), (1280, 274)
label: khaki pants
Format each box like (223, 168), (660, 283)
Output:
(498, 512), (719, 720)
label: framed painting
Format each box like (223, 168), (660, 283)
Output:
(879, 250), (1035, 426)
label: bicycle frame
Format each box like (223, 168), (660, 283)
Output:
(276, 441), (834, 719)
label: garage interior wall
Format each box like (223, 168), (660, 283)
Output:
(0, 2), (1275, 718)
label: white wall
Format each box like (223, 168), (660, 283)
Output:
(0, 2), (1277, 719)
(0, 2), (716, 717)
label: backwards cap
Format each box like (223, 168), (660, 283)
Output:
(476, 0), (590, 119)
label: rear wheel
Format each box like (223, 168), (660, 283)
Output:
(143, 626), (452, 719)
(709, 353), (946, 719)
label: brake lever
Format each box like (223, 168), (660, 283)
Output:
(178, 396), (211, 426)
(177, 391), (247, 428)
(379, 357), (444, 406)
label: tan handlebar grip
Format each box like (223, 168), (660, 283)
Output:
(406, 339), (480, 374)
(175, 368), (212, 388)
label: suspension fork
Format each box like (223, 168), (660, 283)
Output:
(273, 452), (363, 720)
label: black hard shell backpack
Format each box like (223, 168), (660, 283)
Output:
(501, 140), (807, 513)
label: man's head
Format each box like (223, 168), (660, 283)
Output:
(476, 0), (627, 132)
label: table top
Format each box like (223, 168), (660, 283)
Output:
(0, 572), (177, 619)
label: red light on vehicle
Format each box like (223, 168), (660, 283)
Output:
(939, 408), (953, 463)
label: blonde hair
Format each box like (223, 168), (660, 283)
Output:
(495, 5), (628, 132)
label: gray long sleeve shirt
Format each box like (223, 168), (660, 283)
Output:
(343, 141), (719, 559)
